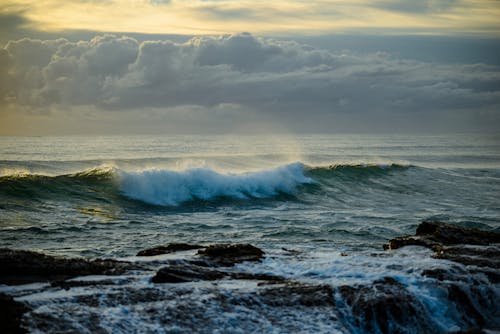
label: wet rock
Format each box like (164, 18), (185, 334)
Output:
(433, 245), (500, 269)
(422, 265), (468, 281)
(152, 261), (226, 283)
(384, 222), (500, 277)
(337, 277), (438, 334)
(136, 243), (203, 256)
(385, 222), (500, 332)
(384, 221), (500, 251)
(0, 248), (135, 285)
(152, 260), (284, 283)
(446, 329), (487, 334)
(415, 221), (500, 245)
(51, 277), (131, 290)
(446, 284), (485, 329)
(259, 282), (334, 307)
(0, 292), (30, 334)
(383, 235), (442, 251)
(197, 244), (265, 266)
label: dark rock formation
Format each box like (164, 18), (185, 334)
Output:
(384, 221), (500, 271)
(136, 243), (203, 256)
(384, 221), (500, 332)
(152, 261), (226, 283)
(415, 221), (500, 245)
(433, 245), (500, 269)
(152, 260), (284, 283)
(384, 221), (500, 251)
(259, 282), (334, 307)
(197, 244), (264, 266)
(0, 248), (135, 285)
(337, 277), (438, 334)
(0, 292), (30, 334)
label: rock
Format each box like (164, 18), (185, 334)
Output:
(383, 235), (442, 251)
(337, 277), (438, 334)
(0, 248), (134, 285)
(136, 243), (203, 256)
(415, 221), (500, 245)
(0, 292), (30, 334)
(384, 221), (500, 251)
(446, 284), (485, 329)
(152, 261), (226, 283)
(197, 244), (264, 266)
(151, 260), (284, 283)
(384, 221), (500, 332)
(259, 282), (334, 307)
(51, 278), (129, 290)
(384, 221), (500, 274)
(433, 245), (500, 269)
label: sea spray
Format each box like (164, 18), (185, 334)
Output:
(119, 162), (314, 206)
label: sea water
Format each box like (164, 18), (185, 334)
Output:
(1, 134), (499, 333)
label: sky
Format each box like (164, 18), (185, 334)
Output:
(1, 0), (500, 135)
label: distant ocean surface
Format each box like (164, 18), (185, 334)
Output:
(1, 134), (499, 333)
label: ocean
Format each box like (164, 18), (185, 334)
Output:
(1, 134), (499, 333)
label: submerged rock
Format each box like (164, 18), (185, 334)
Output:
(0, 248), (134, 285)
(136, 243), (203, 256)
(0, 292), (30, 334)
(197, 244), (265, 266)
(337, 277), (438, 334)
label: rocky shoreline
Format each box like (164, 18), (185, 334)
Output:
(1, 221), (499, 334)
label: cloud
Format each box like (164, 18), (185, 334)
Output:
(1, 33), (500, 133)
(2, 0), (500, 37)
(372, 0), (459, 14)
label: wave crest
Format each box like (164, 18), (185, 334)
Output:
(119, 162), (313, 206)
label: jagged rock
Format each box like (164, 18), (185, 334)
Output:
(197, 244), (264, 266)
(415, 221), (500, 245)
(433, 245), (500, 269)
(0, 248), (135, 285)
(337, 277), (438, 334)
(384, 221), (500, 274)
(384, 221), (500, 251)
(385, 221), (500, 332)
(136, 243), (203, 256)
(383, 235), (442, 251)
(151, 260), (284, 283)
(0, 292), (30, 334)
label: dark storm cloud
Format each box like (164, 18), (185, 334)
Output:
(1, 33), (500, 131)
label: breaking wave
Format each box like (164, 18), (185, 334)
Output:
(119, 162), (314, 206)
(0, 162), (413, 206)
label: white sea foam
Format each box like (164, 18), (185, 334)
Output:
(119, 162), (313, 206)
